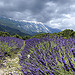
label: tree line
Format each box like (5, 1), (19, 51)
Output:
(0, 29), (75, 40)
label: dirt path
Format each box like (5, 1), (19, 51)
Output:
(0, 55), (22, 75)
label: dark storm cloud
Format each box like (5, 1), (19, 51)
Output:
(0, 0), (71, 19)
(0, 0), (49, 19)
(0, 0), (49, 13)
(0, 0), (75, 30)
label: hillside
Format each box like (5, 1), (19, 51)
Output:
(0, 16), (61, 36)
(0, 24), (30, 36)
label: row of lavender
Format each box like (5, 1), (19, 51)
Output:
(19, 36), (75, 75)
(0, 36), (75, 75)
(0, 36), (24, 65)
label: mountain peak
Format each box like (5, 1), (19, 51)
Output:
(0, 17), (61, 35)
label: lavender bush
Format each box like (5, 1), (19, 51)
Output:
(19, 36), (75, 75)
(0, 36), (24, 65)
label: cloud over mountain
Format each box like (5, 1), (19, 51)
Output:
(0, 0), (75, 30)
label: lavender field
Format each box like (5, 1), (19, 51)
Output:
(0, 0), (75, 75)
(0, 35), (75, 75)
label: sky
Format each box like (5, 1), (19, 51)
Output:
(0, 0), (75, 30)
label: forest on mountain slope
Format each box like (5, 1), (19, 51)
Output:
(0, 29), (75, 40)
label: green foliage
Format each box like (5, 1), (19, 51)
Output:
(70, 31), (75, 38)
(22, 35), (31, 40)
(0, 31), (10, 37)
(13, 34), (22, 39)
(57, 29), (74, 38)
(0, 29), (75, 40)
(0, 31), (31, 40)
(31, 29), (75, 39)
(31, 33), (51, 38)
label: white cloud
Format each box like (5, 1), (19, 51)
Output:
(0, 2), (4, 7)
(20, 20), (43, 25)
(46, 15), (75, 30)
(63, 14), (71, 18)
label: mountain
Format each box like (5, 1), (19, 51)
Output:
(0, 16), (61, 36)
(18, 20), (61, 34)
(44, 25), (61, 33)
(0, 24), (30, 36)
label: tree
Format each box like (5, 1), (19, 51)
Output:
(13, 34), (22, 39)
(0, 31), (10, 37)
(22, 35), (31, 40)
